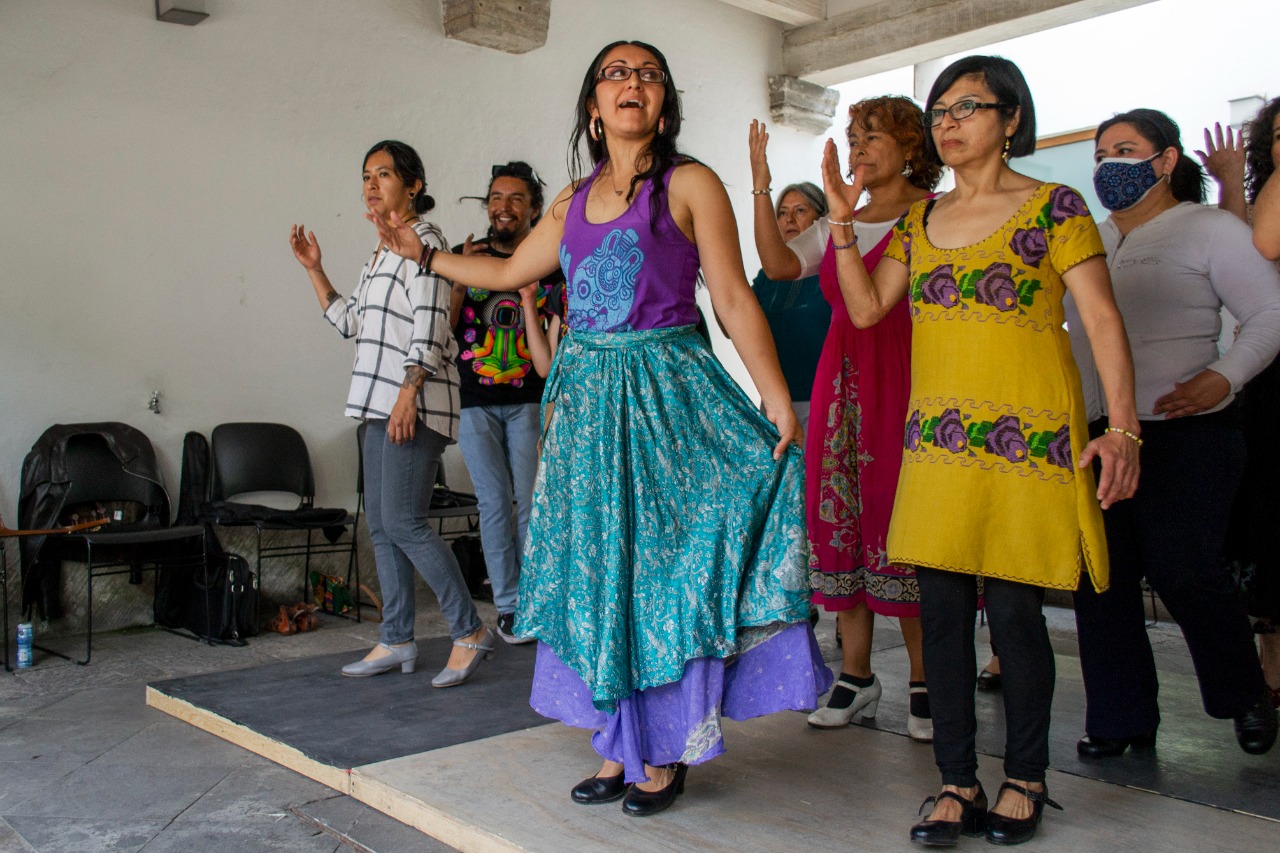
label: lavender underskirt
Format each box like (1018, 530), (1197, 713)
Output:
(529, 622), (833, 783)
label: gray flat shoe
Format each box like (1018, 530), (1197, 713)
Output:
(431, 628), (497, 688)
(341, 641), (418, 677)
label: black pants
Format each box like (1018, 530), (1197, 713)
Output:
(1073, 416), (1264, 738)
(920, 567), (1054, 785)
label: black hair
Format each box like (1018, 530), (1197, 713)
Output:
(1245, 97), (1280, 205)
(1095, 109), (1206, 204)
(923, 55), (1036, 164)
(363, 140), (435, 214)
(568, 40), (685, 233)
(488, 162), (545, 223)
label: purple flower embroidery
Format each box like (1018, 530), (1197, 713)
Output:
(983, 415), (1029, 463)
(1010, 227), (1048, 268)
(974, 263), (1019, 312)
(934, 408), (968, 454)
(905, 410), (922, 451)
(1046, 424), (1073, 469)
(1048, 186), (1089, 224)
(921, 265), (960, 308)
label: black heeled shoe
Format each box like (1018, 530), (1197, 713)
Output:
(1235, 691), (1279, 755)
(570, 772), (628, 805)
(976, 668), (1003, 692)
(1076, 730), (1157, 759)
(985, 782), (1062, 846)
(908, 783), (987, 847)
(621, 763), (687, 817)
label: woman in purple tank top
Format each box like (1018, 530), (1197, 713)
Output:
(373, 40), (831, 817)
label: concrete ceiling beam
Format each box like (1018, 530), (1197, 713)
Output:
(715, 0), (827, 25)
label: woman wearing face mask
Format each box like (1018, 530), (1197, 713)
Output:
(750, 98), (941, 744)
(748, 181), (830, 432)
(1068, 108), (1280, 760)
(823, 56), (1140, 846)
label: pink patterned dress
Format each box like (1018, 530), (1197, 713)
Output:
(806, 223), (918, 616)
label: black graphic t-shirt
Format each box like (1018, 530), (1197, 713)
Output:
(451, 242), (567, 408)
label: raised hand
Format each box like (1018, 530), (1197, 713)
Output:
(1195, 122), (1246, 188)
(748, 119), (773, 192)
(367, 209), (425, 261)
(289, 224), (322, 271)
(820, 138), (864, 223)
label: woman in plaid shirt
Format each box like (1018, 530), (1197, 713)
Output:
(290, 140), (495, 687)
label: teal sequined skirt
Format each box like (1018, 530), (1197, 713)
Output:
(515, 325), (812, 711)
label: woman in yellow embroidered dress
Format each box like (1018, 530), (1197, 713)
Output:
(822, 56), (1141, 847)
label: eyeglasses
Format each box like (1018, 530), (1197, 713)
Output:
(597, 65), (667, 85)
(922, 100), (1010, 128)
(491, 162), (544, 187)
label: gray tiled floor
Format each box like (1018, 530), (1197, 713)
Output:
(0, 588), (468, 852)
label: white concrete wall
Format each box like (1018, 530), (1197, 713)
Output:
(0, 0), (815, 522)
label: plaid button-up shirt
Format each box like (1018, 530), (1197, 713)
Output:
(325, 220), (460, 441)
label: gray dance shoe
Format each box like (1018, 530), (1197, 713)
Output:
(341, 642), (418, 677)
(431, 627), (497, 688)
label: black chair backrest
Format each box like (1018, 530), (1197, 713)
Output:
(62, 433), (169, 526)
(210, 422), (315, 502)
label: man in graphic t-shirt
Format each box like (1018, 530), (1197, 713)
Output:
(450, 162), (565, 644)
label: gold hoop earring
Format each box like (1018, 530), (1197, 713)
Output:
(589, 117), (602, 142)
(657, 117), (666, 135)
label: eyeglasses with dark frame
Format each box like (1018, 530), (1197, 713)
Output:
(922, 100), (1010, 128)
(597, 65), (667, 85)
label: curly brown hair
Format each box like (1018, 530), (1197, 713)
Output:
(1245, 97), (1280, 205)
(847, 95), (942, 191)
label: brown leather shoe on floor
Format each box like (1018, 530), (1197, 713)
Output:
(292, 603), (319, 633)
(269, 605), (297, 635)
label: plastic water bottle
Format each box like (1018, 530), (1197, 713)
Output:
(16, 623), (33, 669)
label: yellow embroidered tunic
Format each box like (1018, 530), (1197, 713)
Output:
(881, 183), (1109, 592)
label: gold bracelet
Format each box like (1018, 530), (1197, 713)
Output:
(1105, 427), (1143, 447)
(751, 187), (772, 196)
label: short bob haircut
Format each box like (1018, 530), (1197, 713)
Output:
(923, 55), (1037, 164)
(847, 95), (943, 191)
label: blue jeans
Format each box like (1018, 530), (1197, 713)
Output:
(458, 403), (541, 614)
(363, 419), (481, 644)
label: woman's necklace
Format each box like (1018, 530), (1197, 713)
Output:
(605, 167), (632, 197)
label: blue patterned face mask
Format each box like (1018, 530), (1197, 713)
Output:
(1093, 153), (1166, 212)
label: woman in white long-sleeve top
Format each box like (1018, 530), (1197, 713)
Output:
(1068, 109), (1280, 759)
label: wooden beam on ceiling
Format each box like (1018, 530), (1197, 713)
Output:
(783, 0), (1158, 85)
(715, 0), (826, 26)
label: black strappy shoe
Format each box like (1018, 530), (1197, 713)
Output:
(909, 783), (988, 847)
(985, 782), (1062, 846)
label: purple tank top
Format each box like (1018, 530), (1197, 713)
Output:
(559, 161), (701, 332)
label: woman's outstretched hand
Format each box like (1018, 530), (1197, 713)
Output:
(1195, 122), (1245, 189)
(820, 139), (864, 223)
(748, 119), (773, 192)
(1077, 430), (1140, 510)
(367, 209), (425, 261)
(289, 225), (322, 271)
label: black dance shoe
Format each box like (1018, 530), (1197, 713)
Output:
(985, 782), (1062, 846)
(570, 772), (628, 805)
(1075, 730), (1157, 759)
(908, 784), (987, 847)
(621, 763), (687, 817)
(1235, 692), (1279, 755)
(976, 668), (1003, 692)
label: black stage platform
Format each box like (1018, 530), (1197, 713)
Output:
(149, 628), (1279, 821)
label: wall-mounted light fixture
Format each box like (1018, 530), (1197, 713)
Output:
(155, 0), (208, 26)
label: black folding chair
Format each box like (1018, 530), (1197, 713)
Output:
(33, 433), (210, 665)
(209, 422), (358, 607)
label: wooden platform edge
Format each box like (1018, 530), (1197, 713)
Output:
(145, 685), (352, 793)
(349, 765), (526, 853)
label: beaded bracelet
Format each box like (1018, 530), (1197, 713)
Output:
(833, 235), (859, 250)
(1105, 427), (1143, 447)
(751, 187), (772, 196)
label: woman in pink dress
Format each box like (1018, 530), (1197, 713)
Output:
(750, 96), (941, 741)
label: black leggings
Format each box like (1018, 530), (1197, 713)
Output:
(919, 568), (1054, 785)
